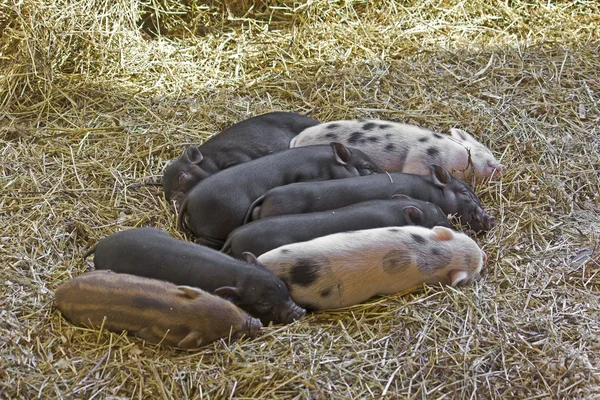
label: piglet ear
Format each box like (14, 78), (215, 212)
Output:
(215, 286), (242, 304)
(177, 331), (202, 349)
(242, 252), (259, 265)
(184, 146), (204, 165)
(449, 128), (475, 143)
(330, 142), (351, 165)
(429, 164), (451, 189)
(449, 270), (470, 286)
(391, 194), (411, 200)
(177, 285), (204, 299)
(431, 226), (454, 241)
(403, 206), (424, 225)
(242, 252), (271, 272)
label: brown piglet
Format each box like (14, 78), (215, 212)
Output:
(55, 271), (262, 349)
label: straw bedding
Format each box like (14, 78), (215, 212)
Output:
(1, 0), (599, 398)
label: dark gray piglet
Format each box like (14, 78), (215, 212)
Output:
(291, 119), (504, 180)
(85, 227), (306, 325)
(178, 143), (380, 249)
(248, 165), (495, 233)
(222, 195), (453, 258)
(257, 226), (487, 311)
(163, 111), (319, 210)
(55, 270), (262, 349)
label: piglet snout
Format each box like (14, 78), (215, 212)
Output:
(487, 160), (505, 176)
(471, 209), (496, 232)
(247, 317), (263, 338)
(483, 214), (497, 230)
(283, 303), (307, 323)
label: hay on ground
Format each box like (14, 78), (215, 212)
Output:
(1, 0), (599, 398)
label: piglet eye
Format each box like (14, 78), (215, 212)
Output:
(177, 172), (188, 186)
(362, 164), (376, 173)
(255, 302), (272, 313)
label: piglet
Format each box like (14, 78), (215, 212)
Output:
(85, 227), (306, 325)
(178, 142), (379, 249)
(248, 165), (496, 233)
(163, 111), (319, 210)
(55, 270), (262, 349)
(223, 195), (453, 258)
(290, 120), (504, 180)
(257, 226), (486, 311)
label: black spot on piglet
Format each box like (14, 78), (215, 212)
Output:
(427, 147), (440, 157)
(348, 131), (365, 145)
(433, 133), (444, 139)
(320, 287), (332, 297)
(411, 234), (426, 244)
(385, 143), (396, 152)
(290, 258), (323, 286)
(418, 137), (429, 143)
(367, 136), (380, 143)
(382, 249), (412, 273)
(327, 123), (340, 129)
(363, 122), (376, 131)
(325, 133), (338, 139)
(416, 245), (453, 273)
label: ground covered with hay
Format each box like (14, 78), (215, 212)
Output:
(1, 0), (599, 398)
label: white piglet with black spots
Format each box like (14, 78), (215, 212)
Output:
(290, 120), (504, 180)
(256, 226), (486, 311)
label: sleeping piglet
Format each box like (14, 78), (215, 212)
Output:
(85, 227), (306, 325)
(55, 270), (262, 349)
(248, 165), (496, 233)
(178, 142), (379, 249)
(290, 120), (504, 180)
(163, 111), (319, 210)
(222, 195), (453, 259)
(257, 226), (486, 311)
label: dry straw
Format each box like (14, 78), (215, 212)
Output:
(1, 0), (599, 398)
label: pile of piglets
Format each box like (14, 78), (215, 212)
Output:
(56, 111), (504, 350)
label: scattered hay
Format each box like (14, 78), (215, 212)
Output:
(1, 0), (599, 398)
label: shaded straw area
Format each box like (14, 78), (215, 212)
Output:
(1, 0), (599, 398)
